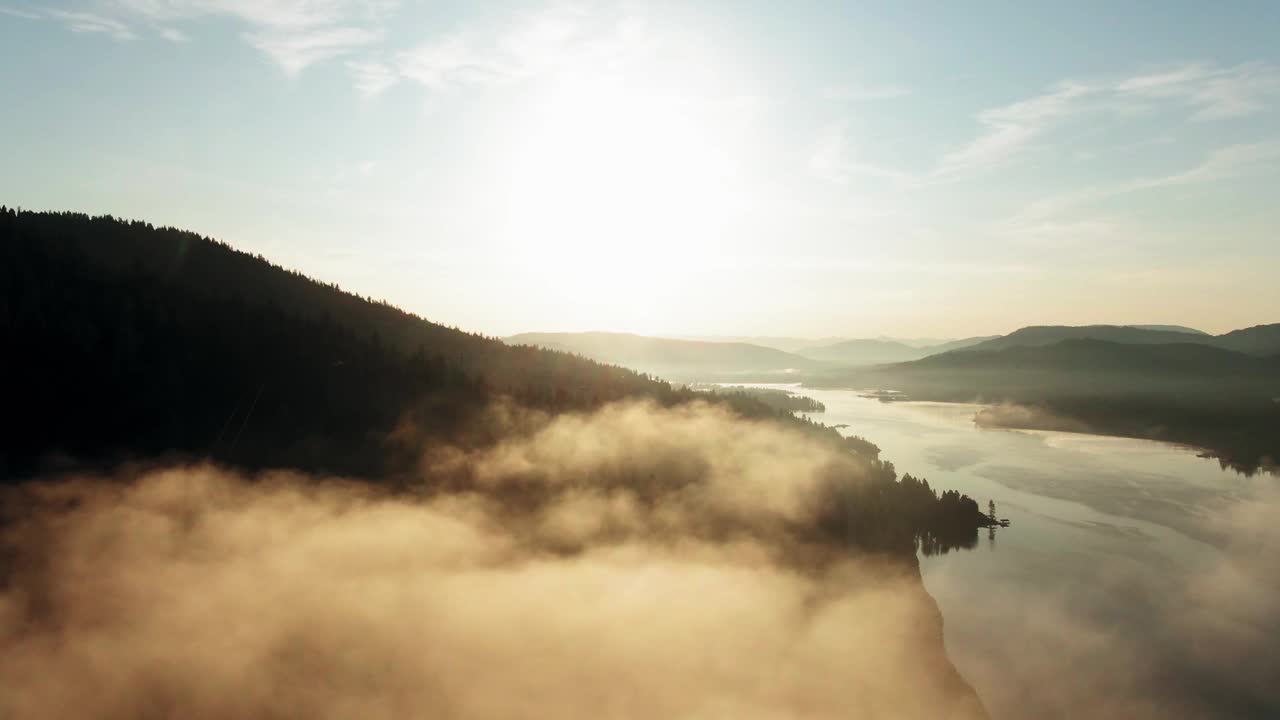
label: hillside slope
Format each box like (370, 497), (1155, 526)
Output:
(964, 325), (1210, 352)
(961, 323), (1280, 357)
(506, 331), (826, 380)
(796, 338), (928, 365)
(1, 207), (998, 552)
(809, 339), (1280, 473)
(0, 209), (693, 476)
(1214, 323), (1280, 356)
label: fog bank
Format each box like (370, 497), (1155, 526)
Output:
(0, 400), (985, 719)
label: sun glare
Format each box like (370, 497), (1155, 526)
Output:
(502, 71), (749, 324)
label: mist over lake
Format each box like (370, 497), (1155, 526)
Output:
(6, 1), (1280, 716)
(786, 387), (1280, 719)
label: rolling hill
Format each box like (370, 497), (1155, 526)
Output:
(920, 336), (1003, 354)
(793, 335), (1000, 366)
(1126, 324), (1209, 335)
(807, 338), (1280, 473)
(960, 324), (1280, 356)
(794, 338), (929, 365)
(1, 207), (999, 561)
(962, 325), (1212, 352)
(505, 332), (826, 380)
(1213, 323), (1280, 356)
(0, 209), (694, 476)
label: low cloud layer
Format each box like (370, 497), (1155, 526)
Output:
(927, 479), (1280, 719)
(973, 402), (1091, 434)
(0, 400), (984, 720)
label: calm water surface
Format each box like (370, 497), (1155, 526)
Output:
(775, 386), (1278, 720)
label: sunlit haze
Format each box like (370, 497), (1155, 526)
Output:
(3, 1), (1279, 336)
(6, 5), (1280, 720)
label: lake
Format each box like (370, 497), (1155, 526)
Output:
(779, 386), (1279, 720)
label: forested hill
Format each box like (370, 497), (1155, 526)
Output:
(810, 339), (1280, 473)
(1, 207), (996, 557)
(3, 209), (668, 397)
(0, 208), (686, 476)
(961, 323), (1280, 356)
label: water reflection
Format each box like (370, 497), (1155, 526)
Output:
(783, 386), (1280, 720)
(917, 525), (982, 557)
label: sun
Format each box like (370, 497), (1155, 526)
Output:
(500, 71), (748, 325)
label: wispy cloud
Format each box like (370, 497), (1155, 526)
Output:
(390, 6), (699, 96)
(1116, 62), (1280, 121)
(936, 62), (1280, 179)
(48, 9), (136, 40)
(1000, 140), (1280, 246)
(347, 60), (397, 96)
(397, 34), (512, 90)
(396, 6), (589, 91)
(0, 4), (40, 20)
(1129, 139), (1280, 189)
(105, 0), (393, 72)
(246, 26), (379, 76)
(937, 81), (1094, 177)
(808, 123), (913, 187)
(109, 0), (386, 29)
(157, 25), (188, 42)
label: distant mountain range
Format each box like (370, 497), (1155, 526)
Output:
(506, 324), (1279, 471)
(796, 336), (998, 366)
(669, 335), (849, 353)
(810, 324), (1280, 395)
(503, 332), (1006, 380)
(1126, 324), (1211, 335)
(855, 338), (1279, 393)
(807, 329), (1280, 474)
(505, 332), (826, 381)
(958, 324), (1280, 357)
(505, 324), (1276, 382)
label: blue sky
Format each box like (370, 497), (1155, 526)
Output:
(2, 1), (1278, 337)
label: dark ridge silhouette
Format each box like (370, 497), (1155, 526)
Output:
(960, 323), (1280, 356)
(906, 339), (1269, 377)
(811, 339), (1280, 474)
(919, 335), (1002, 353)
(0, 208), (688, 477)
(1214, 323), (1280, 356)
(963, 324), (1213, 351)
(0, 206), (993, 555)
(1126, 324), (1210, 335)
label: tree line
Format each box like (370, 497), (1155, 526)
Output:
(0, 207), (991, 554)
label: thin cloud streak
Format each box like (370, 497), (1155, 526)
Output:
(48, 9), (136, 40)
(157, 25), (188, 42)
(1117, 62), (1280, 121)
(0, 4), (39, 19)
(104, 0), (395, 72)
(929, 62), (1279, 180)
(394, 6), (599, 92)
(1005, 140), (1280, 232)
(347, 59), (398, 96)
(246, 26), (379, 75)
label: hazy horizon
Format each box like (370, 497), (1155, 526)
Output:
(4, 1), (1280, 338)
(6, 4), (1280, 719)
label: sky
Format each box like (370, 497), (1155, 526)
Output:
(2, 1), (1278, 339)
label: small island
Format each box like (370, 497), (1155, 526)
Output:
(690, 384), (827, 413)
